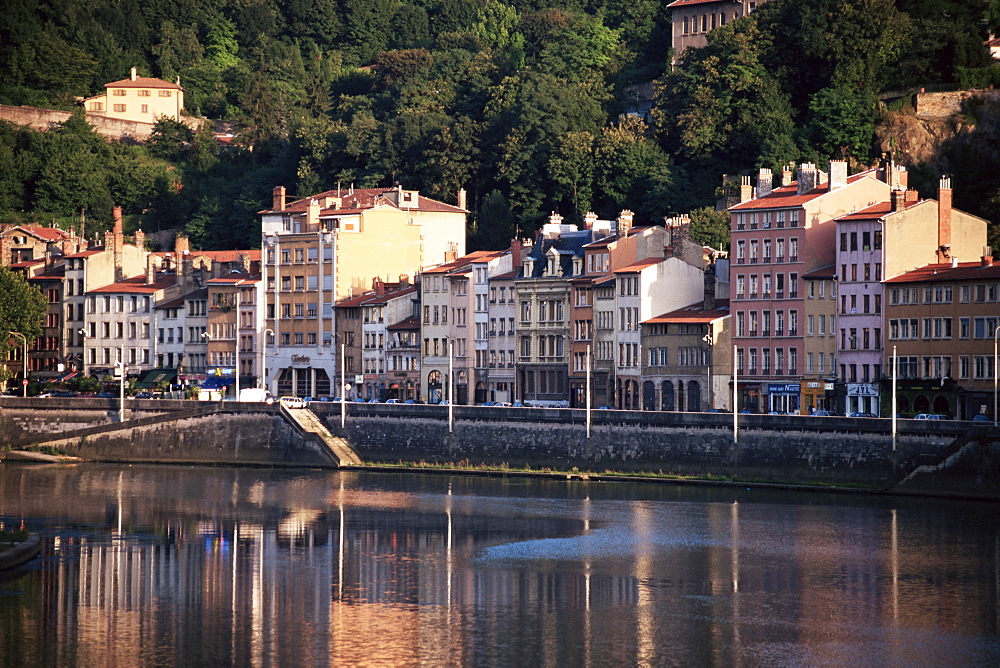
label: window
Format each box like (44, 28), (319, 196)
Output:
(141, 104), (148, 113)
(113, 104), (126, 112)
(159, 90), (172, 97)
(113, 89), (126, 96)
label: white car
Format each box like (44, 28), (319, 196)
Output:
(278, 396), (306, 409)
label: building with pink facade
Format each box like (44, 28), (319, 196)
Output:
(729, 162), (890, 413)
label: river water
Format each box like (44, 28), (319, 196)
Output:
(0, 463), (997, 667)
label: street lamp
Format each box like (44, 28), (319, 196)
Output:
(703, 331), (713, 411)
(585, 344), (591, 439)
(78, 329), (88, 379)
(448, 339), (454, 433)
(117, 341), (126, 422)
(10, 332), (27, 397)
(262, 328), (274, 394)
(994, 324), (999, 426)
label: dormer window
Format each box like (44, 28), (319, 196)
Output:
(523, 258), (534, 276)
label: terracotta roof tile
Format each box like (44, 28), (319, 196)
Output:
(730, 170), (878, 211)
(645, 300), (730, 324)
(105, 76), (182, 90)
(885, 261), (1000, 283)
(88, 275), (175, 294)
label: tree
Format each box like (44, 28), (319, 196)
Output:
(148, 117), (194, 161)
(807, 85), (877, 161)
(0, 265), (46, 385)
(548, 131), (595, 221)
(688, 206), (730, 251)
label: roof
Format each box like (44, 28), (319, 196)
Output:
(65, 250), (103, 259)
(155, 287), (208, 308)
(27, 265), (65, 279)
(488, 270), (516, 281)
(387, 315), (421, 331)
(88, 275), (175, 294)
(261, 187), (466, 216)
(729, 169), (877, 211)
(10, 259), (44, 269)
(667, 0), (735, 7)
(423, 250), (504, 275)
(205, 272), (259, 285)
(613, 257), (666, 274)
(885, 261), (1000, 284)
(105, 76), (182, 90)
(835, 199), (921, 221)
(363, 285), (418, 305)
(802, 264), (836, 280)
(645, 300), (731, 325)
(153, 249), (260, 263)
(3, 225), (72, 242)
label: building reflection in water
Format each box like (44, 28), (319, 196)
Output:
(0, 464), (998, 666)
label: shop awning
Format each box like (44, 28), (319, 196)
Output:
(200, 376), (234, 390)
(135, 368), (179, 389)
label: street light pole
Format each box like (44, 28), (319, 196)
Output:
(78, 329), (88, 379)
(119, 341), (125, 422)
(262, 328), (274, 394)
(703, 331), (713, 411)
(341, 341), (346, 430)
(892, 345), (898, 452)
(585, 344), (591, 439)
(994, 325), (999, 426)
(733, 344), (739, 444)
(10, 332), (27, 397)
(448, 339), (454, 433)
(234, 290), (240, 401)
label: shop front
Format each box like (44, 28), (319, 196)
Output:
(767, 383), (801, 414)
(800, 380), (835, 414)
(846, 383), (880, 415)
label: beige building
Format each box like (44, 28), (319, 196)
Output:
(801, 266), (837, 412)
(82, 68), (184, 123)
(667, 0), (771, 66)
(260, 185), (467, 397)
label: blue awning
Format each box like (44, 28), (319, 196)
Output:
(200, 376), (234, 390)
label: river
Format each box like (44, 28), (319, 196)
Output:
(0, 463), (997, 666)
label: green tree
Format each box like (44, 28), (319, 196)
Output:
(0, 265), (46, 385)
(548, 131), (594, 221)
(148, 117), (194, 161)
(472, 189), (515, 250)
(807, 85), (877, 160)
(688, 206), (730, 251)
(594, 115), (674, 217)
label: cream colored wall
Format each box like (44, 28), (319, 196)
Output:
(97, 86), (182, 123)
(884, 202), (988, 278)
(802, 176), (891, 272)
(409, 209), (467, 268)
(336, 209), (424, 300)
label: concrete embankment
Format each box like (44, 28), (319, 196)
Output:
(2, 398), (998, 499)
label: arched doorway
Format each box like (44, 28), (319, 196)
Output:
(661, 380), (675, 411)
(428, 370), (442, 403)
(642, 381), (655, 411)
(914, 394), (930, 414)
(933, 395), (950, 416)
(475, 381), (487, 404)
(687, 380), (701, 412)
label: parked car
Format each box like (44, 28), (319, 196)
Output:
(480, 401), (496, 406)
(404, 399), (416, 404)
(278, 396), (306, 408)
(367, 397), (381, 403)
(847, 412), (877, 418)
(812, 410), (834, 417)
(914, 413), (948, 420)
(385, 398), (402, 404)
(133, 391), (155, 399)
(972, 413), (992, 422)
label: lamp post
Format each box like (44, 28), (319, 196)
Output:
(892, 345), (898, 452)
(994, 325), (999, 426)
(585, 344), (591, 439)
(78, 329), (88, 379)
(448, 339), (454, 433)
(341, 340), (346, 429)
(234, 290), (240, 401)
(10, 332), (27, 397)
(703, 331), (713, 411)
(117, 341), (126, 422)
(733, 344), (739, 444)
(262, 328), (274, 394)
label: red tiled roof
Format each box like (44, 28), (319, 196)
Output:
(363, 285), (418, 305)
(645, 300), (730, 324)
(9, 259), (44, 268)
(489, 271), (516, 280)
(27, 265), (65, 279)
(105, 76), (182, 90)
(205, 273), (259, 285)
(423, 250), (501, 274)
(154, 249), (260, 263)
(835, 200), (921, 221)
(261, 188), (465, 216)
(154, 295), (187, 310)
(667, 0), (730, 7)
(4, 225), (72, 241)
(614, 257), (666, 273)
(88, 275), (175, 294)
(730, 170), (877, 211)
(802, 264), (836, 279)
(64, 250), (102, 258)
(885, 261), (1000, 284)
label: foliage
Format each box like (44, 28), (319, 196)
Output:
(0, 0), (996, 247)
(0, 265), (46, 383)
(688, 206), (731, 252)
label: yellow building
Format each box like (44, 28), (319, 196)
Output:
(259, 185), (467, 397)
(82, 67), (184, 123)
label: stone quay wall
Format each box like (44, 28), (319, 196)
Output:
(2, 399), (997, 498)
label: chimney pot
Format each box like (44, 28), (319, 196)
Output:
(130, 66), (136, 81)
(756, 168), (773, 198)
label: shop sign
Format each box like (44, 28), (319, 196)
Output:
(291, 355), (310, 365)
(767, 383), (801, 395)
(847, 383), (879, 397)
(354, 374), (364, 384)
(806, 382), (823, 389)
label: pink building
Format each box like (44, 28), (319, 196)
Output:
(729, 162), (890, 413)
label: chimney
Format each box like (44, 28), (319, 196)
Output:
(703, 263), (717, 311)
(756, 168), (773, 198)
(130, 66), (137, 81)
(616, 210), (634, 236)
(829, 160), (848, 190)
(272, 186), (286, 211)
(583, 211), (598, 230)
(133, 229), (145, 250)
(174, 233), (190, 255)
(240, 253), (251, 274)
(982, 246), (993, 267)
(0, 237), (11, 266)
(307, 199), (320, 229)
(146, 253), (157, 284)
(457, 188), (467, 211)
(781, 164), (794, 187)
(938, 177), (953, 262)
(891, 189), (907, 212)
(444, 242), (458, 263)
(797, 163), (818, 195)
(739, 175), (754, 203)
(373, 277), (385, 295)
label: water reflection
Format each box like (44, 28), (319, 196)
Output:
(0, 463), (998, 666)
